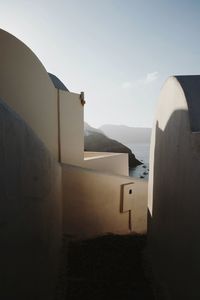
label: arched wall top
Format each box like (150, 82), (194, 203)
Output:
(0, 29), (55, 89)
(148, 76), (188, 215)
(154, 76), (188, 132)
(149, 74), (200, 216)
(175, 75), (200, 132)
(0, 29), (58, 158)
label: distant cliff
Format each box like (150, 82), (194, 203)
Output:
(100, 124), (151, 144)
(84, 123), (141, 168)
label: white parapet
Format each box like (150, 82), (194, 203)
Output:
(83, 151), (129, 176)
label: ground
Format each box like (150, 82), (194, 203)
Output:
(55, 234), (155, 300)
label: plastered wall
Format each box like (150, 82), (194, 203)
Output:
(0, 29), (58, 159)
(59, 90), (84, 165)
(62, 164), (147, 239)
(0, 99), (62, 300)
(148, 76), (200, 299)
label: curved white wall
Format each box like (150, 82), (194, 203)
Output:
(148, 77), (188, 215)
(148, 76), (200, 299)
(0, 29), (58, 159)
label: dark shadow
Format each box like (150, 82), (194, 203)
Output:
(0, 98), (61, 300)
(56, 234), (155, 300)
(148, 108), (200, 299)
(176, 75), (200, 132)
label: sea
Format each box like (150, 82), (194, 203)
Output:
(127, 143), (150, 180)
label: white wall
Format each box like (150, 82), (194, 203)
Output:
(0, 29), (59, 159)
(0, 28), (148, 300)
(148, 76), (188, 215)
(148, 76), (200, 299)
(59, 90), (84, 165)
(62, 164), (147, 239)
(0, 99), (62, 300)
(83, 152), (129, 176)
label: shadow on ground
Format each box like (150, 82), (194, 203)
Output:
(56, 234), (154, 300)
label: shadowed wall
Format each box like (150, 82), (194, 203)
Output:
(148, 76), (200, 299)
(0, 99), (62, 300)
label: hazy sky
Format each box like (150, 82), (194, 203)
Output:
(0, 0), (200, 128)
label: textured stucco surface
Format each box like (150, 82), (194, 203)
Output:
(148, 76), (200, 299)
(0, 99), (62, 300)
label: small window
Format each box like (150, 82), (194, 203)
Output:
(129, 189), (132, 194)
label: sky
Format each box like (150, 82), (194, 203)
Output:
(0, 0), (200, 128)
